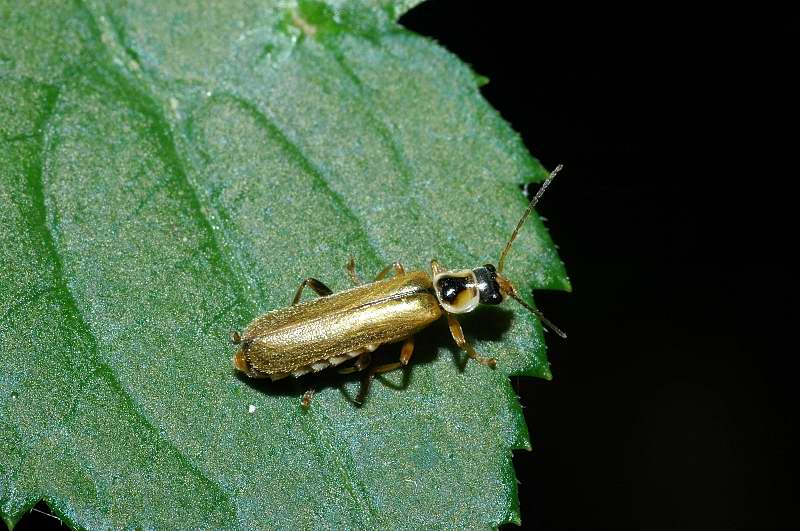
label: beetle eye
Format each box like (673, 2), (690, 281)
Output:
(486, 291), (503, 304)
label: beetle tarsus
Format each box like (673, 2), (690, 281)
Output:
(301, 388), (315, 409)
(446, 313), (497, 368)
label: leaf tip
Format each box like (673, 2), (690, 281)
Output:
(561, 274), (573, 293)
(392, 0), (428, 20)
(2, 515), (17, 531)
(474, 73), (490, 87)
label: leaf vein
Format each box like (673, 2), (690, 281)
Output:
(220, 94), (384, 524)
(224, 93), (389, 268)
(323, 38), (485, 266)
(25, 62), (237, 527)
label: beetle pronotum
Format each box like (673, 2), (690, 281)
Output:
(232, 165), (565, 406)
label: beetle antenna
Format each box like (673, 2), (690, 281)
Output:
(507, 291), (567, 339)
(498, 164), (563, 273)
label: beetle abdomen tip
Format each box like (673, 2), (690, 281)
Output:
(232, 351), (249, 373)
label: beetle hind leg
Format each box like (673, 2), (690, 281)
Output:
(292, 278), (333, 305)
(354, 336), (415, 405)
(301, 388), (315, 408)
(338, 352), (372, 374)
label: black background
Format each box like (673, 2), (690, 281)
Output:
(401, 2), (794, 530)
(7, 3), (794, 530)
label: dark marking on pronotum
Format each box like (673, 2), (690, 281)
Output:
(436, 276), (470, 304)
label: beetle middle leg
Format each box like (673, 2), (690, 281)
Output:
(346, 257), (363, 286)
(292, 278), (333, 305)
(446, 313), (497, 367)
(347, 258), (404, 285)
(374, 261), (405, 281)
(355, 336), (415, 404)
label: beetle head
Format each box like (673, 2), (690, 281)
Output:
(432, 164), (567, 337)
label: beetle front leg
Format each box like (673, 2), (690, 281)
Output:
(292, 278), (333, 305)
(446, 313), (497, 367)
(355, 336), (415, 405)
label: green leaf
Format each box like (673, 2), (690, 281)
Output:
(0, 1), (569, 529)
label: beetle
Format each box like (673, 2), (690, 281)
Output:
(232, 165), (565, 405)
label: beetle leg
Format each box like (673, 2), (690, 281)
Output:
(374, 261), (405, 281)
(430, 259), (446, 276)
(355, 361), (402, 405)
(301, 388), (315, 409)
(356, 352), (373, 370)
(355, 336), (414, 404)
(292, 278), (333, 305)
(446, 314), (497, 367)
(349, 259), (405, 285)
(399, 335), (415, 365)
(338, 352), (372, 374)
(346, 256), (363, 286)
